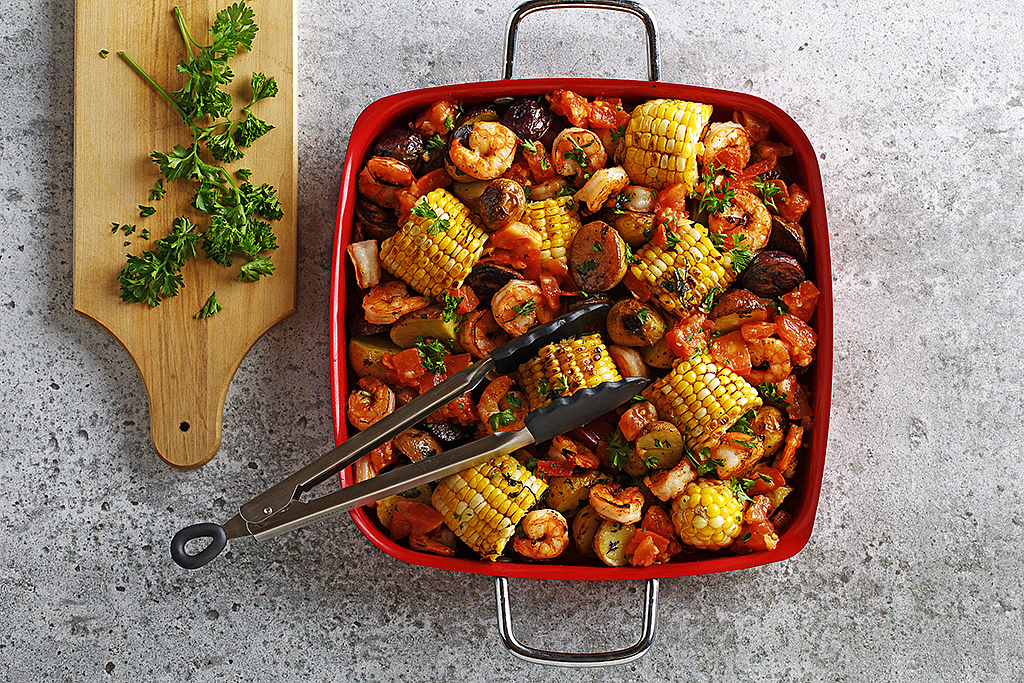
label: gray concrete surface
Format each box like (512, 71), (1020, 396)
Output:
(2, 0), (1022, 680)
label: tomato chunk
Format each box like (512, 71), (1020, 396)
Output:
(710, 330), (751, 375)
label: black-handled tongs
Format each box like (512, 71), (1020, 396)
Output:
(171, 301), (647, 569)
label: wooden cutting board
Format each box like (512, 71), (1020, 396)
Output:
(73, 0), (297, 469)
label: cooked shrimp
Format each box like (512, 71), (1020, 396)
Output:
(528, 177), (570, 201)
(745, 337), (792, 385)
(654, 182), (690, 226)
(589, 483), (644, 525)
(708, 188), (771, 251)
(411, 99), (460, 136)
(615, 185), (657, 213)
(409, 525), (457, 556)
(700, 121), (751, 174)
(574, 166), (630, 215)
(478, 376), (529, 433)
(551, 127), (607, 177)
(514, 509), (570, 560)
(711, 431), (765, 479)
(491, 278), (555, 336)
(457, 309), (510, 359)
(362, 280), (430, 325)
(448, 121), (518, 180)
(393, 427), (442, 463)
(347, 376), (396, 431)
(357, 156), (415, 210)
(548, 434), (603, 470)
(644, 458), (697, 502)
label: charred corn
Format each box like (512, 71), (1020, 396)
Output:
(670, 478), (745, 550)
(643, 353), (762, 455)
(518, 333), (623, 411)
(622, 99), (713, 192)
(629, 220), (737, 315)
(380, 188), (487, 299)
(520, 196), (582, 272)
(431, 454), (548, 561)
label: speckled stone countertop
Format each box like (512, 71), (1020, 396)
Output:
(3, 0), (1023, 680)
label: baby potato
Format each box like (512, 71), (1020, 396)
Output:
(571, 505), (602, 558)
(634, 420), (684, 470)
(614, 211), (655, 248)
(639, 333), (675, 369)
(592, 519), (637, 567)
(348, 335), (402, 381)
(606, 297), (666, 347)
(546, 469), (602, 517)
(751, 405), (787, 460)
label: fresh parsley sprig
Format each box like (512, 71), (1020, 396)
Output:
(113, 2), (281, 313)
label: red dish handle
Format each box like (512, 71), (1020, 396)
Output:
(503, 0), (661, 81)
(495, 577), (660, 666)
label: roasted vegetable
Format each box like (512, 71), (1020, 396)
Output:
(372, 128), (425, 172)
(478, 178), (527, 232)
(518, 333), (623, 411)
(767, 215), (808, 263)
(708, 289), (772, 333)
(520, 195), (582, 274)
(379, 188), (487, 298)
(431, 454), (548, 562)
(606, 297), (667, 347)
(592, 519), (637, 567)
(348, 335), (402, 381)
(545, 469), (602, 517)
(501, 98), (553, 141)
(642, 353), (762, 455)
(622, 99), (713, 191)
(670, 478), (745, 551)
(390, 304), (461, 350)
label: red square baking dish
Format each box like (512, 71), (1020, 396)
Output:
(329, 2), (831, 614)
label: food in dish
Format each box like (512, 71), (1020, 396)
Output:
(345, 91), (820, 567)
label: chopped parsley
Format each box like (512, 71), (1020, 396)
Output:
(411, 199), (449, 236)
(752, 178), (783, 211)
(413, 336), (449, 374)
(606, 431), (629, 470)
(487, 409), (517, 430)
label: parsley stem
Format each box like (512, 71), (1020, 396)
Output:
(173, 6), (200, 57)
(117, 51), (189, 125)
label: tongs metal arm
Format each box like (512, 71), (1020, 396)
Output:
(239, 357), (495, 525)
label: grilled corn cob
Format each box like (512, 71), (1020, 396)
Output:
(629, 220), (737, 315)
(622, 99), (714, 192)
(379, 188), (487, 299)
(520, 196), (582, 273)
(431, 454), (548, 561)
(670, 478), (745, 550)
(642, 353), (762, 455)
(518, 333), (623, 411)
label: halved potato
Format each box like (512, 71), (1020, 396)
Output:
(634, 420), (684, 470)
(592, 519), (637, 567)
(546, 469), (602, 517)
(571, 505), (602, 558)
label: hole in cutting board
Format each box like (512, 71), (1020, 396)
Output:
(179, 422), (190, 432)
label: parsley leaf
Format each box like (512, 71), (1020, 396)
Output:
(414, 337), (449, 374)
(195, 291), (224, 318)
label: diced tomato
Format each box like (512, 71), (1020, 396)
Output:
(410, 168), (452, 197)
(776, 375), (812, 420)
(747, 466), (785, 495)
(622, 269), (652, 302)
(618, 401), (658, 442)
(710, 329), (752, 375)
(654, 184), (690, 225)
(488, 221), (542, 275)
(641, 505), (676, 541)
(385, 347), (428, 386)
(740, 321), (777, 341)
(369, 440), (396, 471)
(666, 313), (713, 358)
(779, 183), (811, 223)
(390, 501), (445, 541)
(503, 159), (533, 186)
(756, 141), (794, 165)
(736, 495), (779, 552)
(538, 273), (563, 311)
(445, 285), (479, 314)
(444, 352), (472, 376)
(588, 97), (631, 129)
(781, 280), (820, 322)
(536, 459), (575, 477)
(777, 315), (817, 353)
(625, 529), (671, 567)
(734, 158), (776, 185)
(546, 89), (591, 127)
